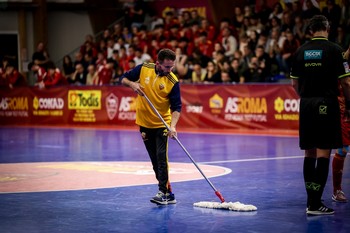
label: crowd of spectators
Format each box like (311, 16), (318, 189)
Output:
(2, 0), (350, 89)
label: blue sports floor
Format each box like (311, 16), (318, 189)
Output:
(0, 126), (349, 233)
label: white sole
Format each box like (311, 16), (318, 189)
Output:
(306, 210), (334, 215)
(150, 199), (167, 205)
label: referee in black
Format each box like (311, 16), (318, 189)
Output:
(290, 15), (350, 215)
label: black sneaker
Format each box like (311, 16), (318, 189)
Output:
(306, 204), (334, 216)
(166, 192), (177, 204)
(150, 191), (167, 205)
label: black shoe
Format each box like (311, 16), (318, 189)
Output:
(306, 204), (334, 216)
(150, 191), (167, 205)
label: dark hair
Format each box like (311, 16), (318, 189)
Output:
(28, 62), (34, 70)
(46, 61), (56, 70)
(199, 31), (208, 37)
(157, 49), (176, 62)
(106, 58), (115, 64)
(308, 15), (330, 33)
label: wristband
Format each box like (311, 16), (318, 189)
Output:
(346, 100), (350, 110)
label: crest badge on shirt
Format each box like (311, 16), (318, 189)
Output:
(159, 83), (165, 90)
(145, 77), (150, 84)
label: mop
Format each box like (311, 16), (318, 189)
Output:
(142, 92), (257, 212)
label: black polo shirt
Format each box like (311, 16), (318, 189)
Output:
(290, 37), (350, 98)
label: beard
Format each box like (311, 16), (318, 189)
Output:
(156, 65), (170, 76)
(158, 70), (170, 76)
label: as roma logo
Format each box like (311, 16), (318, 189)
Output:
(106, 93), (118, 120)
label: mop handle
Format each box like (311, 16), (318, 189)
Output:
(142, 92), (225, 203)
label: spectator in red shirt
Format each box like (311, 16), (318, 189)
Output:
(40, 61), (67, 88)
(131, 36), (148, 55)
(163, 10), (179, 31)
(190, 22), (201, 43)
(199, 18), (216, 42)
(179, 22), (193, 43)
(0, 61), (26, 88)
(83, 41), (98, 59)
(118, 46), (130, 73)
(127, 45), (136, 62)
(138, 25), (150, 48)
(149, 38), (161, 61)
(167, 37), (179, 52)
(152, 24), (166, 41)
(0, 70), (9, 88)
(95, 51), (106, 70)
(28, 62), (47, 86)
(97, 39), (108, 58)
(96, 58), (115, 85)
(178, 37), (194, 56)
(168, 24), (181, 41)
(197, 31), (214, 58)
(80, 34), (95, 56)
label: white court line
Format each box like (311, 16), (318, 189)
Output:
(36, 145), (65, 148)
(200, 155), (305, 164)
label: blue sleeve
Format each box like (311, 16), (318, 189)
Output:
(169, 82), (182, 112)
(120, 64), (143, 82)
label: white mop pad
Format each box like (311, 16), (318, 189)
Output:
(193, 201), (257, 212)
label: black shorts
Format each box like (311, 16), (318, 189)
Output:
(299, 97), (342, 150)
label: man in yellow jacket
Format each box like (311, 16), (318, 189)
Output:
(121, 48), (182, 205)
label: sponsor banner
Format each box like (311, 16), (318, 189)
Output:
(0, 88), (30, 124)
(65, 86), (136, 125)
(30, 87), (67, 124)
(68, 89), (101, 123)
(0, 84), (300, 130)
(179, 84), (300, 130)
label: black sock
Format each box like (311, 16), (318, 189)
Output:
(303, 157), (316, 207)
(313, 157), (330, 203)
(307, 157), (330, 208)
